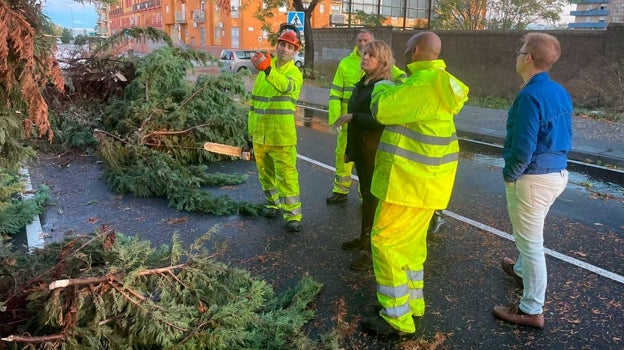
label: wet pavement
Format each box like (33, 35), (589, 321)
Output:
(23, 105), (624, 349)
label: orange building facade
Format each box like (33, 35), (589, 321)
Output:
(107, 0), (338, 55)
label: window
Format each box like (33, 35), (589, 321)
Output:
(231, 27), (240, 48)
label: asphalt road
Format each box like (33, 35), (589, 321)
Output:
(27, 109), (624, 349)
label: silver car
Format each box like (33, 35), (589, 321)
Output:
(294, 52), (304, 68)
(219, 49), (258, 73)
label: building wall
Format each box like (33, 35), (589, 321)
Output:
(108, 0), (335, 56)
(312, 24), (624, 104)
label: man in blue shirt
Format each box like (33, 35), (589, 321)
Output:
(493, 33), (573, 329)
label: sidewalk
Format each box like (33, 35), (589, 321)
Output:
(297, 85), (624, 170)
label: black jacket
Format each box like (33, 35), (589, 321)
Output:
(345, 76), (384, 163)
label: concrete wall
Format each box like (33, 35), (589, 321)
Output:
(311, 24), (624, 105)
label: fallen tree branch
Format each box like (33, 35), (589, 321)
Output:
(48, 263), (186, 290)
(2, 333), (65, 343)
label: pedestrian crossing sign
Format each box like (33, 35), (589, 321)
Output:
(287, 11), (305, 32)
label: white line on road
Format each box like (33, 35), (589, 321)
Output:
(298, 153), (624, 285)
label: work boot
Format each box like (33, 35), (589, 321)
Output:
(326, 192), (348, 205)
(428, 211), (445, 234)
(350, 252), (372, 271)
(260, 207), (279, 218)
(361, 316), (413, 337)
(341, 237), (369, 250)
(286, 220), (302, 233)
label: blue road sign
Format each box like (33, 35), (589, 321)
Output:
(287, 11), (305, 32)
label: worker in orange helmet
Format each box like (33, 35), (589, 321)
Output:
(248, 29), (304, 233)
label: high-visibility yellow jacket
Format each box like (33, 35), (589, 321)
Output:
(329, 46), (406, 125)
(370, 59), (469, 209)
(248, 59), (303, 146)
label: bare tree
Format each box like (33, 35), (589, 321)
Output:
(432, 0), (567, 30)
(432, 0), (488, 30)
(486, 0), (567, 30)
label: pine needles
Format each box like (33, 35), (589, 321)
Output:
(0, 228), (325, 349)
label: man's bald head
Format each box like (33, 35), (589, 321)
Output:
(404, 31), (442, 64)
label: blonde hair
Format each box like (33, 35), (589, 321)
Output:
(362, 40), (394, 82)
(522, 32), (561, 71)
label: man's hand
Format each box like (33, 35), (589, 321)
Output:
(252, 52), (272, 72)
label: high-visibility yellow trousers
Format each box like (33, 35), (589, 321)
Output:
(253, 143), (302, 222)
(332, 125), (354, 194)
(371, 201), (434, 333)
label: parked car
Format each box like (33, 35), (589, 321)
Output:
(294, 52), (304, 68)
(219, 49), (259, 73)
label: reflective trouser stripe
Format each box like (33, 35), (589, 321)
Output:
(253, 143), (302, 222)
(407, 268), (425, 317)
(371, 201), (433, 333)
(281, 194), (302, 220)
(333, 125), (353, 194)
(263, 188), (280, 208)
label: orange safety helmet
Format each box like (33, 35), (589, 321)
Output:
(277, 30), (300, 50)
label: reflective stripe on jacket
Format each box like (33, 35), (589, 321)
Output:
(248, 59), (303, 146)
(370, 59), (469, 209)
(328, 47), (407, 125)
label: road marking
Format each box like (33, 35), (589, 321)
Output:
(19, 167), (45, 251)
(298, 153), (624, 285)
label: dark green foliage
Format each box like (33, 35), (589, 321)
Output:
(0, 168), (49, 235)
(0, 230), (327, 349)
(95, 47), (258, 216)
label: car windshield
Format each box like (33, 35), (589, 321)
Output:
(236, 51), (254, 59)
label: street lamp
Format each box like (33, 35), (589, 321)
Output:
(62, 5), (75, 29)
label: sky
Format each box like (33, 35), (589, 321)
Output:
(43, 0), (97, 30)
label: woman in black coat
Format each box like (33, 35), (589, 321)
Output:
(332, 40), (399, 271)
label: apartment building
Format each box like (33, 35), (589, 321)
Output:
(102, 0), (337, 55)
(569, 0), (624, 29)
(97, 0), (431, 54)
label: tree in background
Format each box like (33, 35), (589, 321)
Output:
(61, 27), (73, 43)
(486, 0), (566, 30)
(253, 0), (320, 73)
(432, 0), (488, 30)
(432, 0), (566, 30)
(353, 10), (387, 27)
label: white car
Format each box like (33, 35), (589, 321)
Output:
(294, 52), (304, 68)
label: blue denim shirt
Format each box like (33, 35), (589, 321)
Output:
(502, 72), (573, 183)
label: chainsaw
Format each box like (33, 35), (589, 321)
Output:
(203, 141), (253, 161)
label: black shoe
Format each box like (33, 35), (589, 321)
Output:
(286, 220), (302, 233)
(326, 192), (348, 205)
(361, 316), (413, 337)
(501, 257), (523, 287)
(260, 207), (279, 218)
(341, 237), (369, 250)
(428, 212), (445, 234)
(350, 253), (372, 271)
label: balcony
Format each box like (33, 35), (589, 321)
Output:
(568, 22), (608, 29)
(570, 9), (609, 16)
(193, 9), (205, 23)
(175, 11), (186, 23)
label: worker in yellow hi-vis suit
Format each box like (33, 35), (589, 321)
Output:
(248, 30), (303, 233)
(360, 32), (469, 337)
(326, 29), (406, 210)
